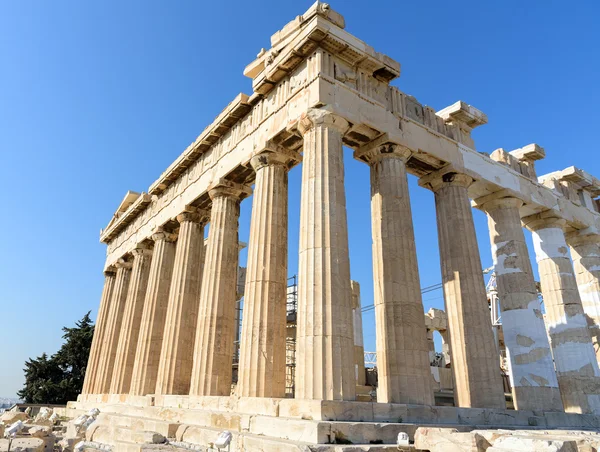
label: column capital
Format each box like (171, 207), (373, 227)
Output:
(566, 228), (600, 247)
(250, 144), (301, 171)
(152, 227), (177, 243)
(419, 167), (473, 193)
(208, 178), (252, 201)
(131, 244), (153, 258)
(297, 108), (350, 136)
(473, 190), (524, 213)
(354, 133), (412, 165)
(115, 258), (133, 270)
(104, 267), (117, 277)
(522, 211), (566, 232)
(176, 206), (210, 225)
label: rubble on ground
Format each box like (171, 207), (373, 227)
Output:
(414, 427), (600, 451)
(0, 406), (96, 452)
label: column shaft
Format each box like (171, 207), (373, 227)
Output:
(82, 270), (116, 394)
(94, 261), (132, 394)
(359, 146), (433, 405)
(351, 281), (366, 387)
(569, 233), (600, 365)
(109, 246), (152, 394)
(423, 172), (505, 408)
(155, 211), (207, 395)
(484, 198), (562, 411)
(529, 216), (600, 414)
(295, 110), (355, 401)
(238, 150), (297, 398)
(189, 181), (250, 396)
(129, 231), (176, 396)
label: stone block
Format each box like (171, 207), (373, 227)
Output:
(0, 438), (44, 452)
(179, 425), (240, 450)
(57, 437), (80, 452)
(1, 411), (29, 424)
(414, 427), (491, 452)
(239, 435), (309, 452)
(237, 396), (280, 417)
(28, 426), (51, 438)
(37, 435), (56, 452)
(488, 434), (578, 451)
(249, 416), (328, 443)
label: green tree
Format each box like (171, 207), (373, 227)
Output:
(18, 312), (95, 404)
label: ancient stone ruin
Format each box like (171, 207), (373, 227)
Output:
(66, 2), (600, 450)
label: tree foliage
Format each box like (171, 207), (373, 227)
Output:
(18, 312), (94, 404)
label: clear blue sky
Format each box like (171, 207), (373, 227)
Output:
(1, 1), (599, 399)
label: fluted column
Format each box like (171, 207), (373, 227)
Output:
(237, 148), (299, 398)
(420, 171), (505, 409)
(295, 109), (355, 401)
(189, 180), (251, 396)
(526, 213), (600, 414)
(82, 268), (116, 394)
(480, 197), (562, 411)
(356, 141), (433, 404)
(109, 245), (153, 394)
(129, 229), (177, 396)
(155, 208), (209, 395)
(567, 230), (600, 366)
(94, 260), (132, 394)
(351, 281), (366, 386)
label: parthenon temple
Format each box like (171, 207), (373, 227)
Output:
(68, 3), (600, 450)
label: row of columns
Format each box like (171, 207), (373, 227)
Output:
(84, 108), (600, 415)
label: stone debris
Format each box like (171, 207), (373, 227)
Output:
(34, 408), (52, 424)
(414, 427), (600, 452)
(0, 411), (29, 424)
(28, 426), (51, 438)
(60, 409), (100, 450)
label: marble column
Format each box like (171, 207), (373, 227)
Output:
(526, 213), (600, 414)
(420, 171), (505, 409)
(356, 141), (434, 405)
(295, 109), (355, 401)
(82, 268), (116, 394)
(237, 148), (299, 398)
(129, 228), (177, 396)
(189, 180), (251, 396)
(567, 230), (600, 366)
(481, 197), (563, 411)
(109, 245), (153, 394)
(94, 259), (132, 394)
(351, 281), (366, 387)
(155, 208), (209, 395)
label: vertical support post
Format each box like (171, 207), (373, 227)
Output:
(420, 171), (505, 409)
(295, 109), (356, 401)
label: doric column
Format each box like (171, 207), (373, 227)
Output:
(567, 230), (600, 366)
(94, 259), (132, 394)
(295, 108), (355, 401)
(189, 180), (251, 396)
(82, 268), (116, 394)
(479, 196), (562, 411)
(351, 281), (366, 386)
(129, 228), (177, 396)
(355, 139), (433, 405)
(237, 147), (299, 398)
(420, 171), (505, 409)
(155, 208), (209, 395)
(526, 213), (600, 414)
(109, 245), (153, 394)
